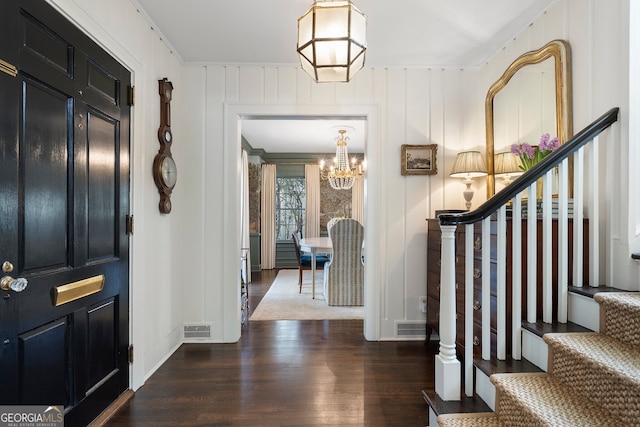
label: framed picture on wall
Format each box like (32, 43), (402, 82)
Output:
(401, 144), (437, 175)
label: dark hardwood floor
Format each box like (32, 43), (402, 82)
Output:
(106, 270), (435, 426)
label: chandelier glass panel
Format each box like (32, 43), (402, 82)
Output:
(297, 0), (367, 83)
(320, 129), (364, 190)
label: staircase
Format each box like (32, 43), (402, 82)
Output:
(423, 109), (640, 425)
(436, 292), (640, 427)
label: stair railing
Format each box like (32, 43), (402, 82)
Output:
(434, 107), (619, 399)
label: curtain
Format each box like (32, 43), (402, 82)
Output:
(260, 164), (277, 269)
(352, 176), (365, 225)
(240, 150), (251, 283)
(305, 164), (321, 238)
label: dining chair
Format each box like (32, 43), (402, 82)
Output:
(292, 233), (329, 292)
(323, 219), (364, 306)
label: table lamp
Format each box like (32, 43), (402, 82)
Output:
(450, 151), (487, 209)
(494, 152), (524, 186)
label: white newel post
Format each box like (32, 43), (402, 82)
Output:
(436, 224), (461, 401)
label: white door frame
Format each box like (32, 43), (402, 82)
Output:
(222, 103), (383, 341)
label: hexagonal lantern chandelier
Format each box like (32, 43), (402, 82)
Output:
(297, 0), (367, 83)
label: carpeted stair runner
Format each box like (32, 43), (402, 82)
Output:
(437, 412), (504, 426)
(492, 373), (626, 426)
(595, 292), (640, 347)
(437, 292), (639, 427)
(544, 332), (640, 425)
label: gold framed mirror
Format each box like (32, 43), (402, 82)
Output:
(485, 39), (573, 196)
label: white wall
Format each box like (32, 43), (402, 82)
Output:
(191, 66), (485, 342)
(626, 0), (640, 280)
(49, 0), (638, 392)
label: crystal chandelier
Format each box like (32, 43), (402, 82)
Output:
(297, 0), (367, 83)
(320, 129), (364, 190)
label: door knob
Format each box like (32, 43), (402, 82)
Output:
(1, 276), (28, 292)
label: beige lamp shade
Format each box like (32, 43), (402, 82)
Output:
(297, 1), (367, 82)
(450, 151), (488, 178)
(494, 152), (524, 176)
(494, 152), (523, 186)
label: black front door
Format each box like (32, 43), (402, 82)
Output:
(0, 1), (131, 425)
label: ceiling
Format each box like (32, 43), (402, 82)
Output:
(241, 118), (367, 154)
(133, 0), (555, 153)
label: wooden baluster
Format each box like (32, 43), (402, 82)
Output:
(464, 224), (474, 397)
(497, 205), (507, 360)
(543, 170), (553, 323)
(512, 193), (523, 359)
(573, 147), (585, 287)
(482, 217), (491, 361)
(589, 135), (600, 286)
(527, 182), (537, 323)
(558, 158), (569, 323)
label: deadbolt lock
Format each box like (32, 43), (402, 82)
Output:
(2, 261), (13, 273)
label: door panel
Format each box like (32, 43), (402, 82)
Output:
(19, 318), (68, 405)
(87, 111), (118, 261)
(0, 1), (131, 424)
(21, 9), (74, 79)
(87, 299), (117, 388)
(22, 77), (71, 272)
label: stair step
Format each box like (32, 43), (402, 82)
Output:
(522, 320), (591, 338)
(491, 372), (626, 426)
(474, 356), (545, 410)
(568, 285), (629, 298)
(544, 332), (640, 425)
(421, 389), (491, 416)
(437, 412), (504, 427)
(595, 292), (640, 347)
(474, 356), (543, 378)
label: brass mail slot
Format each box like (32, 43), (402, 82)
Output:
(0, 59), (18, 77)
(52, 275), (105, 306)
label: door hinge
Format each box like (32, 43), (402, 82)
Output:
(128, 344), (134, 364)
(126, 215), (134, 235)
(0, 59), (17, 77)
(127, 85), (135, 106)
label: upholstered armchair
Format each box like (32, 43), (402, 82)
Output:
(323, 218), (364, 306)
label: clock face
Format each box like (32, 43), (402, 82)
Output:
(161, 156), (177, 188)
(164, 129), (172, 143)
(165, 89), (172, 101)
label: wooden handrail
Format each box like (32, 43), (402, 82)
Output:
(438, 107), (619, 226)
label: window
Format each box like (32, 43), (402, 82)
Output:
(275, 177), (305, 241)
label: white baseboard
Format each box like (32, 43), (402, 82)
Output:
(522, 329), (548, 371)
(475, 367), (495, 411)
(568, 292), (600, 331)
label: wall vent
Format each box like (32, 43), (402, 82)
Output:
(395, 321), (427, 338)
(183, 323), (212, 340)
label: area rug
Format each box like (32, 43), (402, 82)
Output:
(249, 269), (364, 321)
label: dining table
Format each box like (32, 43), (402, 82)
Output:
(298, 237), (332, 299)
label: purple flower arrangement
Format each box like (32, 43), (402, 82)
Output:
(511, 133), (560, 171)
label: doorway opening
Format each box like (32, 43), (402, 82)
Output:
(240, 116), (366, 321)
(223, 103), (381, 341)
(242, 117), (365, 267)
